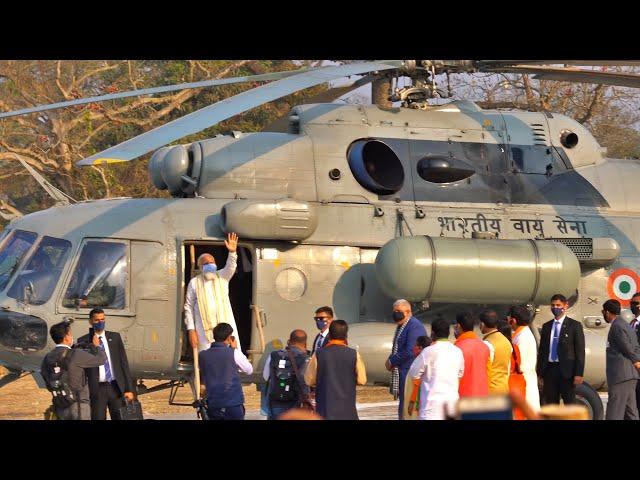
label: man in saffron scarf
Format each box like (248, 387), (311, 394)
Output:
(507, 305), (540, 412)
(184, 233), (241, 352)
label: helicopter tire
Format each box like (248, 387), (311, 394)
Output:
(575, 382), (604, 420)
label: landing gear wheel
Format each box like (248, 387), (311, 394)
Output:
(575, 382), (604, 420)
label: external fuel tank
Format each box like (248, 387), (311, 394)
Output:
(375, 236), (580, 305)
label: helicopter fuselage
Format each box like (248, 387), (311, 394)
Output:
(1, 101), (639, 392)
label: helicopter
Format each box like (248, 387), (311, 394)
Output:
(1, 59), (640, 419)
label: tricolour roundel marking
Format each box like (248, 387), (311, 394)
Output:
(607, 268), (640, 306)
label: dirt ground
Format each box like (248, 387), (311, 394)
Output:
(0, 366), (392, 419)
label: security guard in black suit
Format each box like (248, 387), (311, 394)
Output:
(77, 308), (135, 420)
(537, 294), (586, 405)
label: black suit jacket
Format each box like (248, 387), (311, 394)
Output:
(537, 316), (585, 379)
(77, 330), (134, 398)
(311, 332), (329, 355)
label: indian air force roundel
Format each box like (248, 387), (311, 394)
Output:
(608, 268), (640, 306)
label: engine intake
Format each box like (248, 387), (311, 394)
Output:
(347, 139), (405, 195)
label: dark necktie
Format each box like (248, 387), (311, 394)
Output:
(315, 334), (323, 353)
(99, 337), (114, 382)
(550, 322), (560, 362)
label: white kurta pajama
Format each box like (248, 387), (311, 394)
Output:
(184, 252), (239, 352)
(512, 326), (540, 411)
(409, 340), (465, 420)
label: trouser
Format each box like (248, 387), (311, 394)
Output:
(91, 382), (123, 420)
(268, 401), (298, 420)
(542, 364), (576, 405)
(636, 380), (640, 416)
(55, 400), (91, 420)
(398, 369), (408, 420)
(207, 404), (245, 420)
(606, 379), (639, 420)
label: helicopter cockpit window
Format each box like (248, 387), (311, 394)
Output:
(7, 236), (72, 305)
(0, 230), (38, 292)
(62, 241), (128, 310)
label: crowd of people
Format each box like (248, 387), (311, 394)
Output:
(41, 308), (135, 420)
(191, 292), (640, 421)
(38, 232), (640, 421)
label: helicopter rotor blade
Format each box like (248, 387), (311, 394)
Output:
(75, 61), (404, 166)
(483, 65), (640, 89)
(478, 60), (640, 67)
(262, 74), (376, 133)
(0, 68), (315, 120)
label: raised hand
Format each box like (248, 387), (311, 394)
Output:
(224, 232), (238, 253)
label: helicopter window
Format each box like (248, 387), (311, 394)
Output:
(62, 241), (128, 310)
(0, 230), (38, 292)
(347, 139), (405, 195)
(7, 236), (72, 305)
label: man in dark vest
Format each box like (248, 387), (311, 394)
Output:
(199, 322), (253, 420)
(262, 329), (311, 419)
(304, 319), (367, 420)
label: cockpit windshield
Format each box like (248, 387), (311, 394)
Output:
(7, 236), (72, 305)
(0, 230), (38, 291)
(63, 241), (127, 310)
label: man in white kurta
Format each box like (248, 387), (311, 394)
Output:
(408, 319), (465, 420)
(509, 306), (541, 412)
(184, 233), (240, 352)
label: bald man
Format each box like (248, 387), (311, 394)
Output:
(184, 233), (240, 352)
(263, 329), (311, 419)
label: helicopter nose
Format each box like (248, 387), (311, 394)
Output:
(0, 310), (48, 352)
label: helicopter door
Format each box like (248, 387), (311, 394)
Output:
(181, 242), (254, 359)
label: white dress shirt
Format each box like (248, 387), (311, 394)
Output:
(548, 315), (565, 362)
(233, 348), (253, 375)
(632, 316), (640, 330)
(96, 331), (114, 383)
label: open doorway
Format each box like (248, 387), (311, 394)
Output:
(180, 242), (254, 362)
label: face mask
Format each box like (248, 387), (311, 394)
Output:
(392, 311), (405, 322)
(551, 307), (564, 317)
(631, 305), (640, 316)
(93, 321), (105, 331)
(202, 263), (218, 274)
(315, 319), (327, 330)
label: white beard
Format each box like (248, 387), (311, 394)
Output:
(203, 271), (217, 281)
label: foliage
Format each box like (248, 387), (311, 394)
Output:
(0, 60), (326, 213)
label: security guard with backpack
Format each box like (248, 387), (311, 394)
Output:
(41, 320), (107, 420)
(262, 329), (312, 419)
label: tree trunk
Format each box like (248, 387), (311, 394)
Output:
(372, 76), (392, 108)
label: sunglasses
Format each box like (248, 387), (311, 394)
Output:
(314, 316), (330, 321)
(631, 301), (640, 307)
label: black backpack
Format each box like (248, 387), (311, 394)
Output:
(268, 349), (299, 403)
(43, 349), (77, 410)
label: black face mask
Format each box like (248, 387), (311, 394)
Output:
(631, 304), (640, 316)
(392, 311), (405, 322)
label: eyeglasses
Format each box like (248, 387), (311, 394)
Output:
(314, 316), (330, 321)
